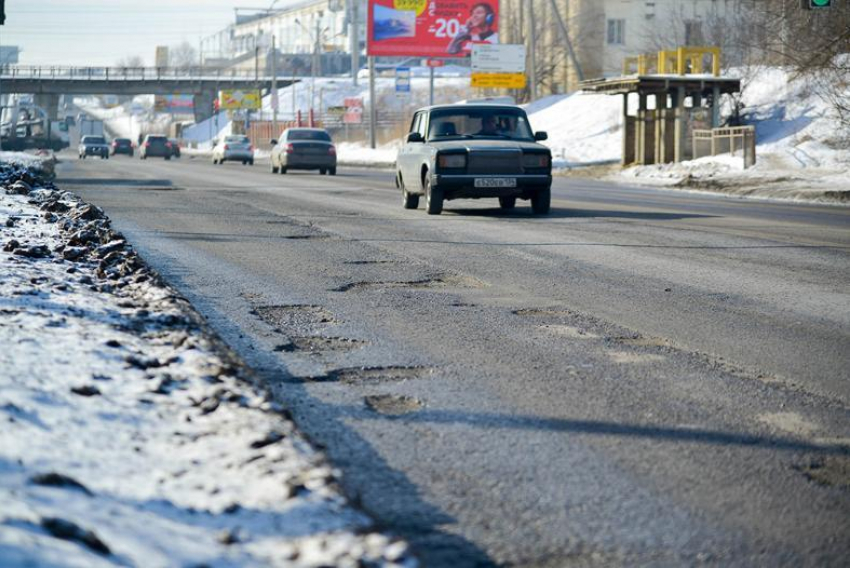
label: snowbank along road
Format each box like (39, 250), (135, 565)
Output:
(58, 153), (850, 567)
(0, 155), (415, 567)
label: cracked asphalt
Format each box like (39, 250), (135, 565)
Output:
(59, 152), (850, 567)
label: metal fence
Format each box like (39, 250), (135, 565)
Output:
(693, 126), (756, 168)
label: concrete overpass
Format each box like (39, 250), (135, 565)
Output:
(0, 66), (292, 123)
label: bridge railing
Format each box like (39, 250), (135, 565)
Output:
(0, 66), (272, 81)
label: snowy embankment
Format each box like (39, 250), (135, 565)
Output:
(0, 153), (415, 567)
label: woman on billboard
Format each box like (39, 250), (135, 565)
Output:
(447, 2), (498, 55)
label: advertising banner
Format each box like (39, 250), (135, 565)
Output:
(154, 94), (195, 114)
(343, 97), (363, 124)
(219, 90), (262, 110)
(367, 0), (499, 58)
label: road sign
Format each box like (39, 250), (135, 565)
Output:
(471, 72), (526, 89)
(808, 0), (831, 7)
(472, 44), (525, 73)
(343, 97), (363, 123)
(396, 66), (411, 93)
(425, 59), (445, 68)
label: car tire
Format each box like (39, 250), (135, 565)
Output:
(249, 159), (254, 166)
(320, 169), (327, 175)
(425, 172), (443, 215)
(531, 186), (551, 215)
(329, 168), (336, 176)
(280, 167), (287, 175)
(271, 161), (279, 174)
(165, 156), (171, 161)
(141, 155), (147, 160)
(402, 178), (419, 210)
(499, 197), (516, 210)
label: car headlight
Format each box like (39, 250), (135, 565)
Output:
(438, 154), (466, 169)
(522, 153), (550, 168)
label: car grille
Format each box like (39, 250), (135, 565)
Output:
(467, 151), (522, 175)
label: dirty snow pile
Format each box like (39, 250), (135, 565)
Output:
(615, 67), (850, 203)
(0, 154), (415, 567)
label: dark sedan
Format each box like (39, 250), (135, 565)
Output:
(78, 135), (109, 159)
(395, 104), (552, 215)
(140, 135), (171, 160)
(270, 128), (336, 175)
(111, 138), (134, 156)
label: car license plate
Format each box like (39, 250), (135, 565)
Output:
(474, 177), (517, 188)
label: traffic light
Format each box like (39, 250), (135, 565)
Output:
(807, 0), (832, 8)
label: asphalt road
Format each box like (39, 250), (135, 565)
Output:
(59, 152), (850, 567)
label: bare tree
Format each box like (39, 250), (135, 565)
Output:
(116, 55), (145, 68)
(169, 42), (198, 70)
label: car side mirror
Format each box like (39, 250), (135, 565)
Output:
(270, 139), (278, 146)
(534, 131), (548, 141)
(407, 132), (424, 143)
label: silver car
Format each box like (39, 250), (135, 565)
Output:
(270, 128), (337, 175)
(78, 135), (110, 159)
(212, 135), (254, 165)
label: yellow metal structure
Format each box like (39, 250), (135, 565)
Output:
(623, 54), (655, 75)
(218, 89), (262, 110)
(656, 47), (721, 76)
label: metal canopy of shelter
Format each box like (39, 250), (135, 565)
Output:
(581, 75), (741, 166)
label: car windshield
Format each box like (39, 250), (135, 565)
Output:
(147, 136), (167, 143)
(115, 139), (130, 144)
(427, 108), (535, 141)
(225, 136), (249, 144)
(83, 136), (105, 144)
(287, 130), (331, 141)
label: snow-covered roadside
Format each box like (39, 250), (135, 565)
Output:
(0, 154), (415, 567)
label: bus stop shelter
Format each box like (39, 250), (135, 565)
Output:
(581, 75), (741, 166)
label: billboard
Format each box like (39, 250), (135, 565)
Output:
(219, 90), (262, 110)
(367, 0), (499, 58)
(155, 94), (195, 114)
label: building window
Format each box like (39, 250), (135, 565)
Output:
(685, 21), (704, 46)
(607, 19), (625, 45)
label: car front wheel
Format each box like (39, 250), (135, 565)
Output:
(531, 186), (551, 215)
(425, 173), (443, 215)
(329, 167), (336, 176)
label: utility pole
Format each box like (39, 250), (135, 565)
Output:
(429, 65), (435, 106)
(368, 56), (376, 149)
(271, 34), (278, 136)
(547, 0), (583, 83)
(525, 0), (538, 101)
(350, 0), (359, 85)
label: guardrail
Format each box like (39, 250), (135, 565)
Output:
(0, 66), (272, 81)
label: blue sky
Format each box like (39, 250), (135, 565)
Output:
(2, 0), (268, 66)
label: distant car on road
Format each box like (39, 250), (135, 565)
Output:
(212, 135), (254, 165)
(269, 128), (336, 175)
(140, 135), (171, 160)
(78, 135), (110, 159)
(395, 104), (552, 215)
(168, 138), (181, 159)
(111, 138), (134, 157)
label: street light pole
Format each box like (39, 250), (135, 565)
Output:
(350, 0), (359, 85)
(271, 34), (278, 136)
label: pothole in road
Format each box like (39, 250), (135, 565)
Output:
(613, 335), (673, 348)
(306, 366), (432, 385)
(539, 324), (599, 339)
(607, 351), (667, 364)
(795, 456), (850, 489)
(282, 234), (337, 241)
(513, 308), (575, 318)
(274, 336), (366, 354)
(344, 259), (400, 265)
(253, 305), (338, 328)
(364, 394), (423, 416)
(333, 274), (485, 293)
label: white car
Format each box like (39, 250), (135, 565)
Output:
(212, 135), (254, 165)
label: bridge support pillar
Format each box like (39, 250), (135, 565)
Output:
(194, 89), (217, 125)
(34, 94), (60, 120)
